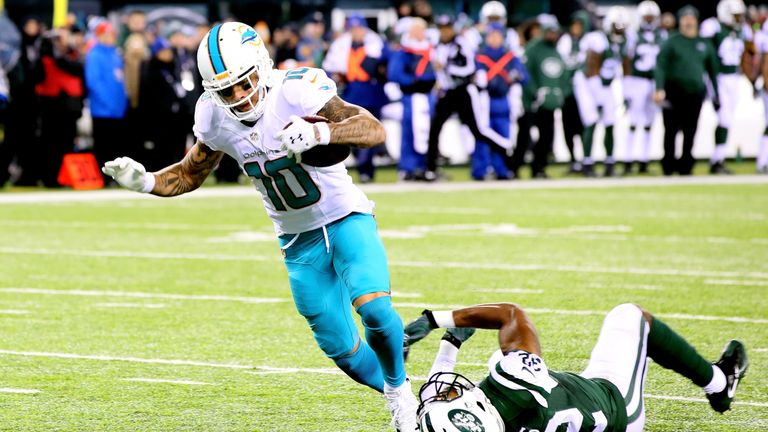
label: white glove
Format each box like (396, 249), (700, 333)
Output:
(101, 156), (155, 193)
(273, 115), (329, 163)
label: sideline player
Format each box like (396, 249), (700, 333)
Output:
(404, 302), (748, 431)
(700, 0), (751, 174)
(574, 7), (630, 177)
(754, 17), (768, 173)
(623, 1), (664, 175)
(101, 22), (418, 431)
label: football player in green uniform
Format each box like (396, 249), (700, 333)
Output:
(700, 0), (751, 174)
(404, 302), (748, 431)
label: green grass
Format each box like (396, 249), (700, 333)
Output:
(0, 180), (766, 431)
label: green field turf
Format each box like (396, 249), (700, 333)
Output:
(0, 178), (766, 431)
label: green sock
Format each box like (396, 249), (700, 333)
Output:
(604, 126), (614, 157)
(582, 124), (595, 157)
(715, 126), (728, 145)
(647, 316), (713, 387)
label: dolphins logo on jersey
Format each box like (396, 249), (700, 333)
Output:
(448, 409), (485, 432)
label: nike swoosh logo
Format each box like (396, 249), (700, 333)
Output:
(309, 73), (318, 84)
(727, 376), (739, 398)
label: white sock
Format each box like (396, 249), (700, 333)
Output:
(711, 144), (727, 164)
(758, 136), (768, 169)
(625, 128), (636, 163)
(703, 365), (727, 394)
(419, 340), (459, 402)
(640, 128), (651, 162)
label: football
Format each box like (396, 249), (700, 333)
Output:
(287, 116), (351, 167)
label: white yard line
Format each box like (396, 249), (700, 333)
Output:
(0, 288), (288, 305)
(0, 310), (28, 315)
(474, 288), (545, 294)
(0, 220), (254, 231)
(704, 279), (768, 287)
(1, 176), (766, 204)
(122, 378), (211, 386)
(0, 349), (765, 408)
(754, 348), (768, 353)
(2, 246), (767, 280)
(393, 303), (768, 324)
(93, 303), (167, 309)
(645, 394), (768, 408)
(0, 247), (272, 262)
(0, 388), (40, 394)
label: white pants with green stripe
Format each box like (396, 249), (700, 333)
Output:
(581, 303), (650, 431)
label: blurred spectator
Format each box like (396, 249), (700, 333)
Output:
(660, 12), (676, 34)
(392, 2), (413, 41)
(35, 25), (84, 187)
(324, 14), (389, 182)
(274, 23), (300, 69)
(3, 16), (41, 186)
(296, 12), (327, 68)
(426, 15), (510, 181)
(85, 21), (129, 183)
(512, 18), (567, 179)
(557, 11), (589, 173)
(139, 37), (188, 171)
(254, 21), (275, 59)
(473, 23), (527, 180)
(122, 10), (148, 110)
(387, 17), (435, 181)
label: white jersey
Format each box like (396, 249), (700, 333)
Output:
(193, 67), (374, 235)
(756, 22), (768, 54)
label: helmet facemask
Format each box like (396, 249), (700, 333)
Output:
(417, 372), (505, 432)
(207, 69), (269, 122)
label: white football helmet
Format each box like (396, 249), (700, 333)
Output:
(718, 0), (746, 26)
(637, 1), (661, 28)
(480, 1), (507, 25)
(603, 6), (631, 34)
(197, 22), (274, 122)
(417, 372), (505, 432)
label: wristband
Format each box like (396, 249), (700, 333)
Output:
(423, 309), (455, 328)
(141, 172), (156, 194)
(315, 121), (331, 145)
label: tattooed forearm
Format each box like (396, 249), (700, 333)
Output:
(316, 96), (386, 148)
(151, 142), (223, 196)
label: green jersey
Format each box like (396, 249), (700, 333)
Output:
(478, 350), (627, 431)
(626, 28), (666, 79)
(523, 38), (568, 111)
(701, 18), (748, 74)
(655, 32), (719, 95)
(580, 31), (626, 85)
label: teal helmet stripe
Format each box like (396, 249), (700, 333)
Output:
(207, 24), (227, 74)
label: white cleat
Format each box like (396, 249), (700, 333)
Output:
(384, 377), (419, 431)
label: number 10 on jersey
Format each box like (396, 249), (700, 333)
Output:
(244, 158), (321, 211)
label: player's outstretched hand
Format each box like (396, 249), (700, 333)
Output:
(274, 115), (326, 163)
(102, 157), (155, 193)
(403, 313), (436, 361)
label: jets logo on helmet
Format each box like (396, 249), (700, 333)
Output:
(448, 409), (486, 432)
(417, 372), (504, 432)
(197, 21), (274, 122)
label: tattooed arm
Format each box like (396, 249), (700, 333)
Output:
(315, 96), (386, 148)
(151, 141), (224, 197)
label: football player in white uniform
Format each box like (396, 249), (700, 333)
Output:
(700, 0), (751, 174)
(622, 1), (664, 175)
(573, 6), (630, 177)
(755, 20), (768, 173)
(101, 22), (418, 431)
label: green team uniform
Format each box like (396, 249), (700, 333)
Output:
(707, 23), (748, 74)
(627, 29), (666, 79)
(655, 33), (719, 95)
(478, 350), (628, 431)
(522, 38), (568, 112)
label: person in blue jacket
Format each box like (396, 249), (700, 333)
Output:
(473, 23), (528, 180)
(387, 17), (436, 181)
(85, 21), (129, 182)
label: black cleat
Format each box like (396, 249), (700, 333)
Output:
(638, 161), (649, 174)
(710, 162), (733, 175)
(707, 339), (748, 413)
(603, 163), (615, 178)
(582, 163), (597, 178)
